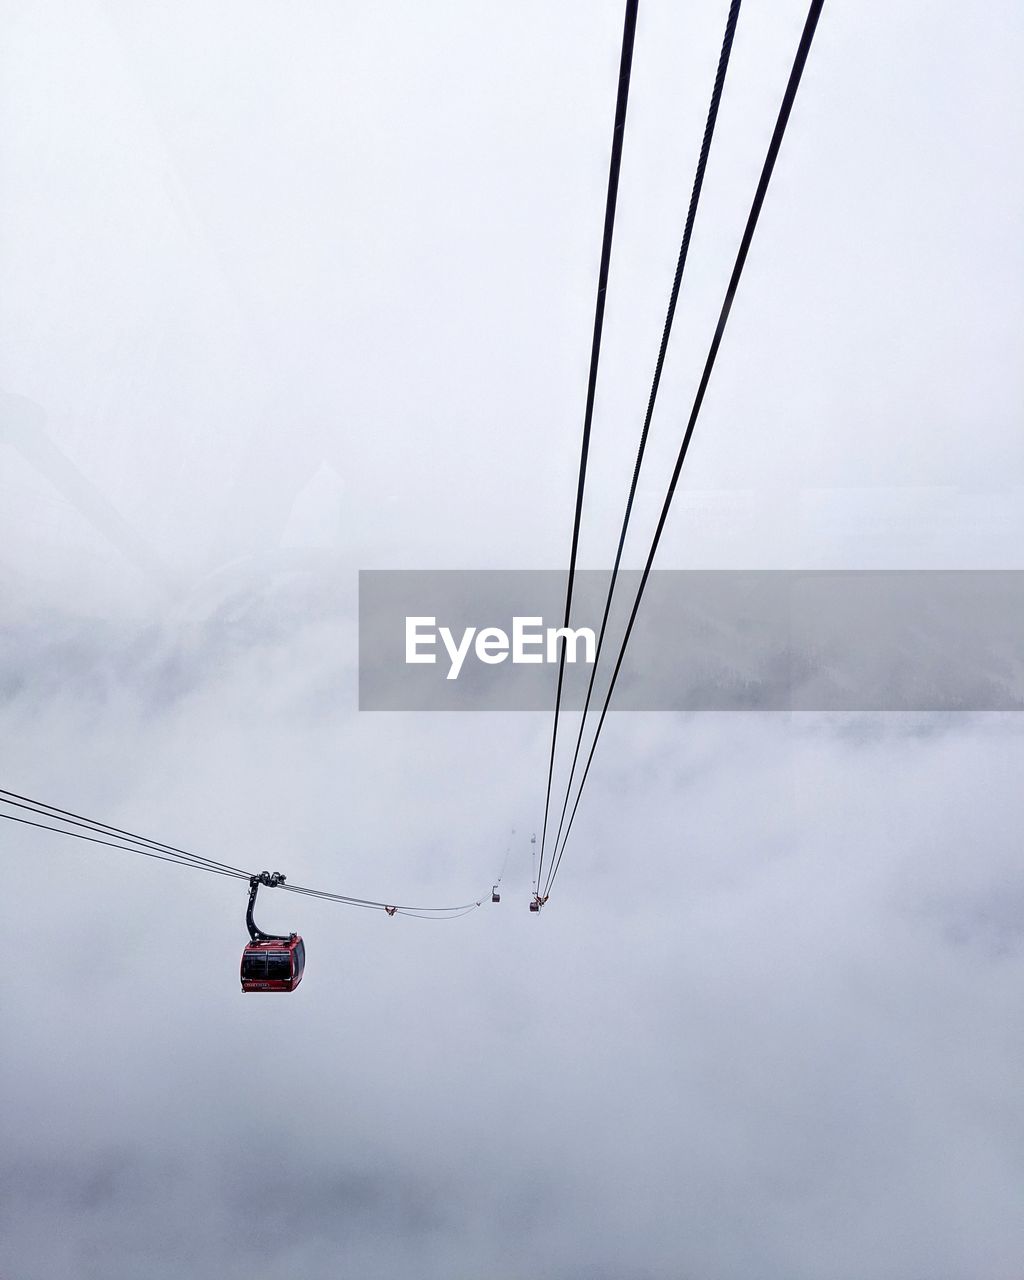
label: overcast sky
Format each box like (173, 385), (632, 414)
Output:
(2, 2), (1023, 1277)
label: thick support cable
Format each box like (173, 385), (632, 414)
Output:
(0, 787), (249, 877)
(546, 0), (826, 897)
(2, 789), (488, 918)
(538, 0), (640, 891)
(0, 810), (251, 879)
(549, 0), (742, 871)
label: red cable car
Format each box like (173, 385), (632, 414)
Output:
(240, 872), (305, 993)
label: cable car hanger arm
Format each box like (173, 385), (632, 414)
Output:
(246, 871), (294, 943)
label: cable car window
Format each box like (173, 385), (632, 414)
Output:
(241, 952), (267, 979)
(267, 951), (292, 979)
(294, 940), (305, 972)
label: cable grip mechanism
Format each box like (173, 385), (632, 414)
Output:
(246, 871), (292, 943)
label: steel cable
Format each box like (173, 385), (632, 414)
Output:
(0, 810), (251, 879)
(548, 0), (743, 876)
(2, 789), (488, 919)
(545, 0), (826, 897)
(0, 787), (249, 877)
(538, 0), (641, 891)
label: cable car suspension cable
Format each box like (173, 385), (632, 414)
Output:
(547, 0), (743, 875)
(0, 809), (250, 879)
(537, 0), (640, 894)
(280, 881), (483, 918)
(544, 0), (826, 899)
(0, 787), (249, 877)
(1, 789), (490, 918)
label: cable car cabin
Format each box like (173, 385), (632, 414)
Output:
(241, 935), (305, 992)
(240, 871), (304, 992)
